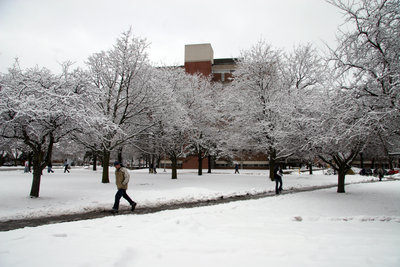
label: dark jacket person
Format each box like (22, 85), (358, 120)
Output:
(274, 166), (283, 195)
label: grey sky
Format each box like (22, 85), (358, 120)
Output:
(0, 0), (344, 73)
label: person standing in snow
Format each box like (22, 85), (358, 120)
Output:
(153, 164), (157, 174)
(111, 161), (137, 214)
(64, 159), (70, 173)
(377, 167), (384, 181)
(234, 163), (240, 174)
(24, 160), (30, 173)
(47, 162), (54, 173)
(274, 165), (283, 194)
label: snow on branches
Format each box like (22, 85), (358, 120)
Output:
(0, 62), (93, 197)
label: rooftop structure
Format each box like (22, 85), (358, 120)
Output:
(184, 43), (236, 83)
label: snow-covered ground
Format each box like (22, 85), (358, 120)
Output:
(0, 166), (383, 221)
(0, 167), (399, 267)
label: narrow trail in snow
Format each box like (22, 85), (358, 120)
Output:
(0, 179), (396, 232)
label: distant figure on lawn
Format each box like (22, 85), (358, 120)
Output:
(274, 166), (283, 195)
(153, 164), (157, 174)
(150, 163), (157, 174)
(47, 162), (54, 173)
(112, 161), (137, 214)
(234, 163), (240, 174)
(377, 167), (384, 181)
(24, 161), (30, 173)
(64, 159), (70, 173)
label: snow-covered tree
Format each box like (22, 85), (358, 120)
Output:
(151, 67), (193, 179)
(84, 29), (157, 183)
(226, 41), (288, 179)
(280, 43), (328, 174)
(311, 83), (372, 193)
(328, 0), (400, 148)
(0, 62), (93, 197)
(181, 74), (222, 175)
(312, 0), (400, 192)
(205, 81), (230, 172)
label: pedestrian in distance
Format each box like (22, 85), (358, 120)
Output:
(153, 164), (157, 174)
(234, 163), (240, 174)
(24, 161), (30, 173)
(47, 162), (54, 173)
(63, 159), (70, 173)
(274, 165), (283, 195)
(377, 167), (384, 181)
(111, 161), (137, 214)
(150, 163), (156, 174)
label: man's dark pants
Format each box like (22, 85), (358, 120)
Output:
(113, 189), (135, 210)
(275, 176), (283, 194)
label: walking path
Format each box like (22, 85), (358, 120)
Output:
(0, 179), (396, 232)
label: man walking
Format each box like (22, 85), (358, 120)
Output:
(112, 161), (137, 214)
(64, 159), (70, 173)
(377, 167), (384, 181)
(274, 165), (283, 195)
(234, 163), (240, 174)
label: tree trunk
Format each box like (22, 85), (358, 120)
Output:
(337, 168), (346, 193)
(319, 150), (359, 194)
(117, 147), (123, 163)
(28, 152), (33, 172)
(102, 149), (110, 183)
(269, 163), (275, 181)
(388, 157), (394, 170)
(308, 163), (313, 175)
(208, 155), (212, 174)
(149, 154), (155, 173)
(30, 159), (43, 198)
(269, 150), (276, 181)
(198, 150), (203, 176)
(360, 152), (364, 169)
(171, 155), (178, 179)
(93, 153), (97, 171)
(30, 170), (42, 197)
(29, 135), (54, 198)
(30, 151), (45, 198)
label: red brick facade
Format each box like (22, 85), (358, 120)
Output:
(184, 61), (212, 76)
(182, 155), (209, 169)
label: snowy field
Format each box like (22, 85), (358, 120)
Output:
(0, 167), (399, 267)
(0, 166), (386, 221)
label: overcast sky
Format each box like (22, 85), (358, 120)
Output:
(0, 0), (345, 73)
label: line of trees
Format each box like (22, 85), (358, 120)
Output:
(222, 0), (399, 193)
(0, 0), (399, 197)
